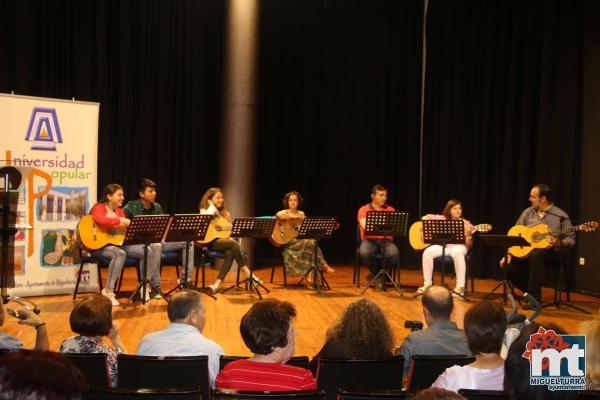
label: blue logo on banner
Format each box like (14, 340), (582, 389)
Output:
(24, 107), (63, 151)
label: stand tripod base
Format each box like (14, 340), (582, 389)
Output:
(484, 279), (521, 305)
(221, 276), (270, 300)
(165, 279), (217, 300)
(542, 292), (591, 315)
(361, 269), (402, 296)
(123, 280), (167, 310)
(299, 266), (331, 293)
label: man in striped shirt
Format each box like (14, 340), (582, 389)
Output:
(215, 300), (317, 392)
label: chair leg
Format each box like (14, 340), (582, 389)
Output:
(270, 264), (275, 283)
(73, 260), (85, 300)
(283, 264), (287, 287)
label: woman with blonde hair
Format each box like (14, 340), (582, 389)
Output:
(580, 318), (600, 389)
(309, 299), (394, 373)
(199, 187), (261, 293)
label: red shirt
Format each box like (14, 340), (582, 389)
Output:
(216, 359), (317, 392)
(357, 203), (396, 240)
(90, 202), (126, 229)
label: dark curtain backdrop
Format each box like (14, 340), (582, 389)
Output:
(423, 0), (584, 278)
(0, 0), (226, 213)
(253, 0), (424, 266)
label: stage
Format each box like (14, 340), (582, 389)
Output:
(2, 265), (598, 357)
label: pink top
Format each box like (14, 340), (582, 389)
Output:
(90, 202), (126, 229)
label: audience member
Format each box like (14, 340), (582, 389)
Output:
(60, 294), (126, 387)
(580, 318), (600, 390)
(432, 301), (506, 392)
(504, 323), (576, 399)
(310, 298), (394, 373)
(216, 299), (316, 392)
(137, 290), (224, 386)
(0, 350), (87, 400)
(396, 286), (470, 376)
(0, 301), (48, 351)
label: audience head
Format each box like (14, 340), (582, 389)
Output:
(504, 323), (576, 400)
(331, 298), (394, 359)
(422, 286), (453, 324)
(464, 300), (506, 355)
(167, 290), (206, 332)
(70, 294), (113, 337)
(0, 350), (87, 400)
(580, 318), (600, 389)
(240, 299), (297, 362)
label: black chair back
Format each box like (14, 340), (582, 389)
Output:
(219, 355), (310, 371)
(457, 389), (509, 399)
(577, 391), (600, 399)
(407, 355), (475, 391)
(317, 357), (404, 400)
(89, 387), (203, 400)
(64, 353), (111, 388)
(117, 354), (210, 400)
(214, 390), (326, 400)
(338, 389), (411, 399)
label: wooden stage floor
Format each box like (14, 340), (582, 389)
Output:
(3, 265), (599, 357)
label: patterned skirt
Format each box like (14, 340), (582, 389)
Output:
(282, 239), (327, 277)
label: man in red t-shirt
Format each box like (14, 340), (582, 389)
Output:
(357, 184), (400, 286)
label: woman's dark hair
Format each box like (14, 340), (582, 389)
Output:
(0, 350), (87, 400)
(69, 294), (113, 337)
(100, 183), (123, 203)
(464, 300), (506, 355)
(330, 299), (394, 359)
(138, 178), (157, 194)
(442, 199), (462, 220)
(240, 300), (296, 355)
(282, 191), (303, 209)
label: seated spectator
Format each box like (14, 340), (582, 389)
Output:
(0, 350), (87, 400)
(137, 290), (224, 387)
(432, 301), (506, 392)
(216, 299), (316, 392)
(309, 298), (394, 373)
(580, 318), (600, 390)
(60, 294), (126, 387)
(395, 286), (471, 376)
(504, 323), (576, 400)
(0, 301), (48, 351)
(410, 387), (466, 399)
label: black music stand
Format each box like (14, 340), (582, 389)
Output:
(164, 214), (215, 300)
(361, 211), (408, 295)
(220, 217), (274, 299)
(122, 215), (171, 309)
(296, 216), (338, 293)
(417, 219), (467, 299)
(481, 234), (530, 304)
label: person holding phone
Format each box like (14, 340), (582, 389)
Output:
(0, 302), (48, 351)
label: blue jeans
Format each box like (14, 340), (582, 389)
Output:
(359, 239), (399, 275)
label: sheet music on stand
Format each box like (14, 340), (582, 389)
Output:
(361, 211), (408, 296)
(231, 217), (277, 239)
(296, 216), (338, 240)
(164, 214), (211, 243)
(422, 219), (465, 245)
(364, 211), (408, 238)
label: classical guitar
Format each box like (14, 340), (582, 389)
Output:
(409, 221), (493, 251)
(77, 215), (126, 250)
(508, 221), (599, 258)
(269, 217), (303, 246)
(196, 216), (232, 245)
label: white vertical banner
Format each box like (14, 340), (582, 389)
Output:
(0, 93), (99, 296)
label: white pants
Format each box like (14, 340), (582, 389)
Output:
(422, 244), (467, 287)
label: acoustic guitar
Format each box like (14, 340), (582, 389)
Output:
(77, 215), (126, 250)
(508, 221), (599, 258)
(196, 216), (232, 245)
(408, 220), (493, 251)
(269, 217), (303, 246)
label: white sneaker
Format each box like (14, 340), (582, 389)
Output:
(452, 286), (465, 298)
(101, 289), (120, 306)
(416, 284), (432, 295)
(251, 274), (263, 285)
(208, 283), (220, 293)
(141, 285), (152, 302)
